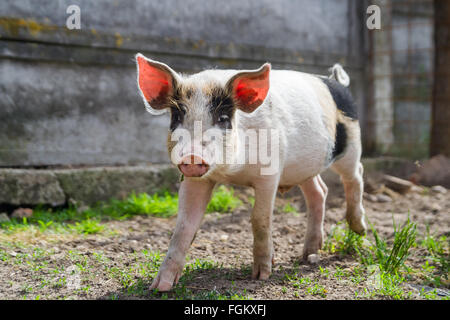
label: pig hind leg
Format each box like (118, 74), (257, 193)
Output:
(330, 130), (367, 235)
(299, 175), (328, 260)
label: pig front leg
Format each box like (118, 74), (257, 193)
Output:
(251, 177), (278, 280)
(150, 178), (215, 291)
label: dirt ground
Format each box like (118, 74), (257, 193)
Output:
(0, 172), (448, 300)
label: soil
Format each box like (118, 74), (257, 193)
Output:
(0, 172), (448, 300)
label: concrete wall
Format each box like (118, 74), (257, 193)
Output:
(391, 1), (434, 158)
(0, 0), (367, 166)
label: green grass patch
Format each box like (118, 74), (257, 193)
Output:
(321, 216), (440, 300)
(419, 226), (449, 287)
(0, 186), (242, 235)
(324, 222), (366, 255)
(325, 217), (417, 276)
(107, 250), (248, 300)
(105, 192), (178, 218)
(356, 217), (417, 274)
(284, 273), (327, 298)
(206, 185), (242, 213)
(282, 203), (297, 214)
(357, 270), (413, 300)
(68, 219), (105, 234)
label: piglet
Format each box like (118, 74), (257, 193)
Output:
(135, 53), (366, 291)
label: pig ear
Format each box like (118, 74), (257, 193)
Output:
(226, 63), (271, 113)
(135, 53), (180, 115)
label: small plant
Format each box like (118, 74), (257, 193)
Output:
(285, 273), (328, 299)
(68, 218), (105, 234)
(37, 220), (53, 232)
(356, 217), (417, 275)
(306, 283), (327, 298)
(110, 192), (179, 218)
(324, 222), (365, 255)
(319, 266), (330, 278)
(282, 203), (297, 214)
(421, 227), (449, 275)
(379, 271), (414, 300)
(418, 227), (449, 287)
(207, 185), (242, 213)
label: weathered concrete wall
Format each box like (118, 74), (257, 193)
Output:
(365, 0), (435, 158)
(0, 0), (367, 166)
(366, 0), (395, 155)
(0, 165), (180, 206)
(391, 1), (434, 158)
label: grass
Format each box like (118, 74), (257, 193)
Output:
(324, 221), (366, 255)
(105, 250), (249, 300)
(206, 185), (242, 213)
(105, 192), (179, 218)
(419, 226), (449, 287)
(282, 203), (298, 214)
(322, 216), (450, 300)
(325, 217), (417, 275)
(421, 227), (449, 273)
(68, 219), (105, 234)
(284, 272), (327, 298)
(1, 242), (250, 300)
(356, 217), (417, 274)
(0, 186), (242, 236)
(356, 271), (412, 300)
(0, 185), (246, 300)
(1, 186), (447, 300)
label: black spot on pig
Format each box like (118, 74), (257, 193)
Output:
(321, 78), (358, 120)
(168, 88), (186, 131)
(332, 122), (347, 160)
(209, 88), (235, 129)
(169, 106), (185, 131)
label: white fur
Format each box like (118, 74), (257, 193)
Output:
(194, 69), (334, 186)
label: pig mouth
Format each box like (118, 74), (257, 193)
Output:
(178, 163), (210, 177)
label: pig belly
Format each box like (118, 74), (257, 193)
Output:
(279, 150), (329, 187)
(279, 163), (322, 187)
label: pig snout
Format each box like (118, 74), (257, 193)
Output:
(178, 155), (210, 177)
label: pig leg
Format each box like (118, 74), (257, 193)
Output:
(251, 179), (278, 280)
(150, 178), (215, 291)
(299, 175), (327, 260)
(331, 154), (367, 235)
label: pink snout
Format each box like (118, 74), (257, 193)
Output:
(178, 155), (209, 177)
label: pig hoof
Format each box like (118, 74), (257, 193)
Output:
(347, 217), (367, 235)
(251, 267), (271, 280)
(150, 279), (173, 292)
(302, 236), (323, 261)
(302, 246), (321, 261)
(150, 271), (181, 292)
(251, 259), (272, 280)
(307, 254), (320, 264)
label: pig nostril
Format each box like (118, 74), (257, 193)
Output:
(179, 155), (209, 166)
